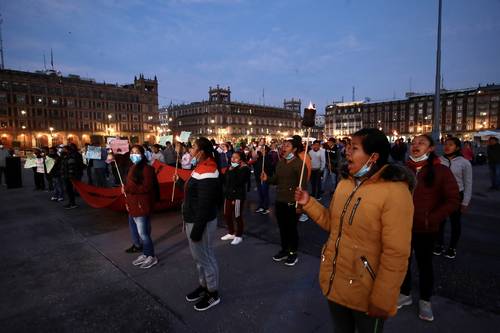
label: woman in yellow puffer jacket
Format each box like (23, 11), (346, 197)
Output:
(295, 128), (415, 333)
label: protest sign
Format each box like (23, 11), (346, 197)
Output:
(159, 135), (173, 146)
(44, 156), (55, 173)
(110, 139), (129, 154)
(179, 131), (191, 143)
(24, 156), (37, 169)
(86, 146), (103, 160)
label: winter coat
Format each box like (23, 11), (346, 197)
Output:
(224, 165), (250, 200)
(440, 155), (473, 206)
(302, 164), (415, 316)
(181, 158), (221, 241)
(407, 160), (460, 233)
(62, 151), (84, 180)
(487, 143), (500, 165)
(125, 164), (155, 217)
(252, 152), (275, 183)
(267, 156), (308, 203)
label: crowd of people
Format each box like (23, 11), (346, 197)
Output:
(2, 131), (500, 332)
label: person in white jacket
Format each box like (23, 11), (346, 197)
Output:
(308, 140), (325, 199)
(434, 137), (473, 259)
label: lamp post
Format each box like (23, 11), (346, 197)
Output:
(431, 0), (443, 142)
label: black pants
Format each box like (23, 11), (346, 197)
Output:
(34, 172), (45, 190)
(94, 168), (107, 187)
(275, 201), (299, 253)
(86, 165), (93, 185)
(46, 174), (54, 191)
(64, 178), (76, 205)
(400, 232), (436, 301)
(310, 169), (322, 198)
(437, 192), (464, 249)
(328, 301), (384, 333)
(0, 166), (5, 185)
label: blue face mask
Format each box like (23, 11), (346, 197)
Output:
(353, 154), (375, 178)
(231, 162), (239, 168)
(191, 157), (197, 167)
(285, 152), (294, 160)
(130, 154), (142, 164)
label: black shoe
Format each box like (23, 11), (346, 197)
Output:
(186, 286), (207, 302)
(125, 244), (143, 253)
(284, 252), (298, 266)
(272, 250), (289, 262)
(64, 204), (78, 210)
(433, 245), (444, 256)
(443, 248), (456, 259)
(194, 291), (220, 311)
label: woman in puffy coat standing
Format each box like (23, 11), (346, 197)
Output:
(123, 145), (158, 269)
(295, 128), (415, 333)
(177, 137), (222, 312)
(398, 134), (459, 322)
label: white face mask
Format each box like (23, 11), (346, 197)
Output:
(409, 153), (429, 163)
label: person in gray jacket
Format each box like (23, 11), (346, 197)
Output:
(434, 137), (473, 259)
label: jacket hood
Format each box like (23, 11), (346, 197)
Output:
(341, 163), (416, 192)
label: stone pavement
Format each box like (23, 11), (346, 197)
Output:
(1, 165), (499, 332)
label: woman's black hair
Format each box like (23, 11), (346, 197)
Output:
(195, 137), (221, 171)
(131, 144), (148, 184)
(291, 135), (304, 153)
(232, 150), (246, 163)
(445, 137), (463, 157)
(418, 134), (437, 187)
(352, 128), (390, 169)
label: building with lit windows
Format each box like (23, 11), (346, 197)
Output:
(324, 84), (500, 140)
(168, 86), (303, 141)
(0, 69), (159, 149)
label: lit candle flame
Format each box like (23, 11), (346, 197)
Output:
(307, 101), (315, 110)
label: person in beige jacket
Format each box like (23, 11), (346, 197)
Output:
(295, 128), (415, 333)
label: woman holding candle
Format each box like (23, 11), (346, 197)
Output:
(295, 128), (415, 332)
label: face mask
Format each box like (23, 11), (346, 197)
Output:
(57, 148), (63, 154)
(353, 154), (375, 178)
(231, 162), (239, 168)
(285, 152), (294, 160)
(409, 153), (429, 163)
(0, 145), (3, 149)
(191, 157), (197, 167)
(130, 154), (142, 164)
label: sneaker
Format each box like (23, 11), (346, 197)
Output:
(125, 244), (143, 253)
(230, 237), (243, 245)
(194, 291), (220, 311)
(50, 196), (58, 201)
(299, 214), (309, 222)
(220, 234), (235, 241)
(397, 294), (413, 309)
(284, 253), (298, 266)
(132, 254), (148, 266)
(57, 197), (64, 202)
(418, 300), (434, 322)
(260, 209), (270, 215)
(255, 208), (264, 213)
(443, 247), (456, 259)
(186, 286), (207, 302)
(433, 244), (444, 256)
(140, 256), (158, 269)
(272, 250), (289, 262)
(64, 204), (78, 210)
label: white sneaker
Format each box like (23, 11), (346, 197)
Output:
(255, 208), (264, 213)
(140, 256), (158, 269)
(220, 234), (235, 241)
(397, 293), (413, 309)
(230, 237), (243, 245)
(418, 300), (434, 322)
(132, 254), (148, 266)
(299, 214), (309, 222)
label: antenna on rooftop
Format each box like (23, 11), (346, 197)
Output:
(43, 53), (47, 70)
(0, 14), (5, 70)
(50, 48), (54, 70)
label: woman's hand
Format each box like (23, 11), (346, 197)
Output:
(367, 303), (389, 320)
(260, 171), (268, 182)
(172, 174), (179, 182)
(294, 187), (310, 206)
(121, 185), (126, 195)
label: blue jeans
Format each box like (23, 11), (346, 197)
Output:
(489, 163), (500, 189)
(256, 181), (270, 210)
(128, 215), (154, 257)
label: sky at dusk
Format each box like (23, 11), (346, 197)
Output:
(3, 0), (500, 113)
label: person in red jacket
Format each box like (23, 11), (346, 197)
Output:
(122, 145), (158, 269)
(398, 134), (459, 322)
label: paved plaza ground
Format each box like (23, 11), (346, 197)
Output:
(1, 164), (499, 332)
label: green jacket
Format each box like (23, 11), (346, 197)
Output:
(267, 157), (308, 203)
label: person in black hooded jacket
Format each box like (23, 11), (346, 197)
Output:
(221, 151), (251, 245)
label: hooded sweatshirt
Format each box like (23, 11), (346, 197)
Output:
(440, 155), (473, 206)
